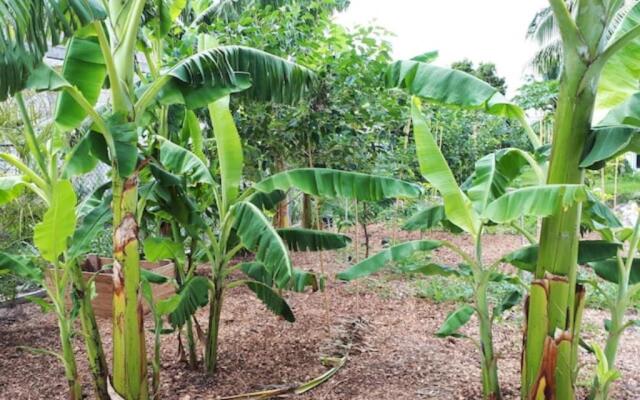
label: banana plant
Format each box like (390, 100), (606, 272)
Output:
(517, 2), (640, 398)
(142, 102), (424, 374)
(338, 97), (589, 400)
(0, 139), (111, 399)
(385, 55), (542, 149)
(0, 92), (109, 399)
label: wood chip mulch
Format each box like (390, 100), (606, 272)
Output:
(1, 226), (639, 399)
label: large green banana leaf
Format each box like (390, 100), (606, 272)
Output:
(239, 261), (323, 293)
(387, 59), (498, 108)
(580, 127), (640, 169)
(209, 96), (243, 211)
(157, 46), (315, 109)
(503, 240), (623, 272)
(142, 237), (185, 264)
(148, 163), (205, 235)
(25, 63), (74, 92)
(588, 258), (640, 285)
(0, 0), (106, 101)
(483, 184), (588, 224)
(277, 228), (351, 252)
(168, 276), (210, 327)
(402, 205), (447, 231)
(587, 90), (640, 169)
(244, 280), (295, 322)
(582, 192), (623, 232)
(103, 115), (139, 177)
(337, 240), (442, 281)
(253, 168), (422, 201)
(387, 59), (535, 146)
(63, 132), (99, 177)
(68, 196), (111, 260)
(33, 180), (77, 263)
(148, 0), (187, 39)
(401, 205), (463, 233)
(54, 30), (106, 131)
(411, 98), (480, 235)
(597, 92), (640, 128)
(158, 137), (214, 185)
(466, 148), (543, 214)
(247, 190), (287, 211)
(595, 1), (640, 119)
(231, 202), (292, 288)
(69, 112), (139, 178)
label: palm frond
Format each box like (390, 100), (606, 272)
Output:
(526, 40), (563, 80)
(526, 7), (558, 45)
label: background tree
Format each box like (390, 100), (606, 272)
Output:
(451, 59), (508, 94)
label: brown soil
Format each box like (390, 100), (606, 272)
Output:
(1, 225), (639, 399)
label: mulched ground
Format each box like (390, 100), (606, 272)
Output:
(1, 225), (639, 399)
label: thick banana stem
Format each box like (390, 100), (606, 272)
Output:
(112, 176), (148, 399)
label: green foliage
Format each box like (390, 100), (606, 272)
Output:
(513, 78), (559, 113)
(158, 45), (315, 109)
(504, 240), (622, 273)
(276, 228), (351, 251)
(254, 168), (423, 202)
(68, 197), (111, 260)
(232, 201), (292, 288)
(143, 237), (185, 264)
(595, 1), (640, 118)
(54, 34), (106, 131)
(436, 304), (475, 338)
(0, 0), (106, 101)
(169, 276), (210, 327)
(244, 280), (295, 322)
(208, 96), (243, 209)
(33, 180), (77, 263)
(451, 59), (507, 95)
(0, 176), (26, 205)
(338, 240), (441, 281)
(483, 184), (588, 223)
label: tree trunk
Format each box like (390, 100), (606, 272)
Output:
(112, 176), (148, 399)
(274, 157), (289, 228)
(360, 203), (370, 257)
(302, 194), (313, 228)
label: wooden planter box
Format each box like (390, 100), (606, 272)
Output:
(79, 256), (175, 319)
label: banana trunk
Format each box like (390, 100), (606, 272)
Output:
(112, 176), (148, 399)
